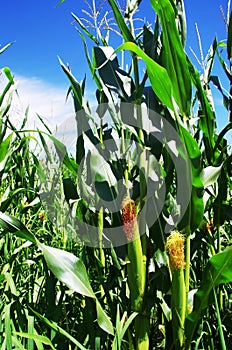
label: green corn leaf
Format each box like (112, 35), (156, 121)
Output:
(188, 59), (215, 152)
(213, 122), (232, 153)
(58, 56), (83, 112)
(37, 241), (95, 298)
(36, 113), (52, 134)
(216, 43), (232, 81)
(77, 29), (102, 90)
(37, 241), (114, 335)
(189, 187), (204, 230)
(72, 12), (100, 45)
(179, 125), (201, 161)
(12, 337), (28, 350)
(150, 0), (191, 116)
(3, 67), (14, 83)
(210, 75), (229, 110)
(0, 212), (36, 243)
(108, 0), (134, 42)
(51, 138), (78, 175)
(174, 0), (187, 46)
(87, 149), (117, 186)
(63, 178), (79, 203)
(115, 42), (174, 110)
(185, 247), (232, 348)
(28, 307), (89, 350)
(0, 42), (13, 55)
(4, 304), (12, 350)
(96, 300), (114, 335)
(0, 79), (14, 107)
(13, 332), (56, 350)
(177, 126), (204, 230)
(204, 39), (217, 84)
(0, 133), (12, 171)
(200, 165), (223, 188)
(35, 130), (78, 175)
(112, 306), (138, 350)
(213, 203), (232, 224)
(179, 181), (204, 232)
(93, 46), (135, 100)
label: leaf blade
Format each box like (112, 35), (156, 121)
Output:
(150, 0), (191, 115)
(37, 241), (95, 298)
(185, 247), (232, 348)
(115, 42), (174, 110)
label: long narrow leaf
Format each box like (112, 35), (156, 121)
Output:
(185, 247), (232, 348)
(108, 0), (134, 42)
(93, 46), (135, 100)
(72, 12), (100, 45)
(58, 56), (83, 112)
(13, 332), (56, 350)
(0, 42), (13, 55)
(188, 59), (215, 142)
(29, 307), (89, 350)
(96, 301), (114, 335)
(115, 42), (174, 110)
(0, 212), (36, 243)
(150, 0), (191, 116)
(37, 241), (114, 335)
(37, 241), (95, 298)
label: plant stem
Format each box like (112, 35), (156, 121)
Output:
(127, 233), (148, 349)
(98, 206), (105, 300)
(213, 285), (227, 350)
(172, 268), (186, 349)
(184, 227), (191, 315)
(134, 314), (150, 350)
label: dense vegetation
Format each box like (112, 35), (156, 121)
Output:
(0, 0), (231, 349)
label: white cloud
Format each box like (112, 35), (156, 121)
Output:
(0, 71), (104, 157)
(12, 75), (75, 131)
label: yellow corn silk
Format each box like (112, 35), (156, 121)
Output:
(166, 230), (186, 270)
(121, 197), (137, 241)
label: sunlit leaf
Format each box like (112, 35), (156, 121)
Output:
(0, 212), (36, 243)
(93, 46), (135, 100)
(200, 165), (223, 188)
(3, 67), (14, 83)
(185, 247), (232, 348)
(96, 300), (114, 335)
(36, 130), (78, 175)
(188, 59), (216, 153)
(37, 241), (95, 298)
(179, 126), (201, 160)
(108, 0), (134, 42)
(0, 133), (13, 171)
(58, 56), (83, 112)
(72, 12), (100, 45)
(0, 42), (13, 55)
(150, 0), (191, 116)
(37, 241), (114, 335)
(115, 42), (174, 110)
(13, 332), (56, 350)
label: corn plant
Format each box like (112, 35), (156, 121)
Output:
(0, 0), (232, 349)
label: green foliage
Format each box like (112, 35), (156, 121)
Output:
(185, 247), (232, 348)
(0, 1), (232, 349)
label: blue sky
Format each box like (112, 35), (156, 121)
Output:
(0, 0), (231, 131)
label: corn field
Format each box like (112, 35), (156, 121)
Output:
(0, 0), (232, 349)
